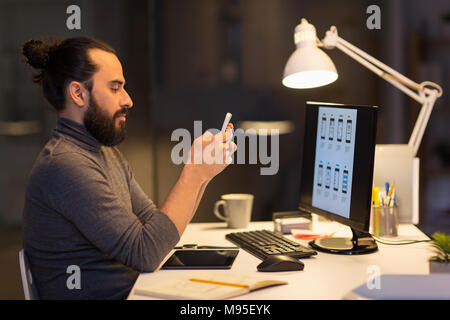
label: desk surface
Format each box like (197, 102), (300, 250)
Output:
(128, 221), (431, 300)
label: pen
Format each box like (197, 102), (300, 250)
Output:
(388, 184), (395, 207)
(293, 232), (335, 240)
(372, 186), (376, 205)
(379, 190), (386, 207)
(385, 182), (390, 196)
(385, 183), (394, 206)
(387, 183), (394, 198)
(391, 188), (396, 206)
(374, 187), (380, 206)
(372, 186), (379, 206)
(189, 278), (249, 289)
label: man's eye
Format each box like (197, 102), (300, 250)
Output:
(111, 87), (119, 92)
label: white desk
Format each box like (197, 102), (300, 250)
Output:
(128, 221), (431, 300)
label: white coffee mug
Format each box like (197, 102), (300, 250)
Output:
(214, 193), (254, 229)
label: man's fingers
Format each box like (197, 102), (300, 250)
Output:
(201, 131), (231, 145)
(224, 141), (237, 153)
(214, 130), (232, 142)
(202, 131), (213, 141)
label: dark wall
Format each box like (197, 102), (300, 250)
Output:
(0, 0), (155, 226)
(0, 0), (449, 227)
(0, 0), (450, 300)
(151, 0), (450, 226)
(152, 0), (380, 221)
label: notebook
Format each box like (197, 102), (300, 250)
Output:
(134, 272), (288, 300)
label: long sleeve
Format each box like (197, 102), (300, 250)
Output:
(122, 158), (162, 224)
(46, 151), (179, 272)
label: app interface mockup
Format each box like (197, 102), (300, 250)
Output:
(312, 107), (357, 218)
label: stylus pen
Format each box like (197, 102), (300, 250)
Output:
(221, 112), (232, 132)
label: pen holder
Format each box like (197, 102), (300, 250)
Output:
(370, 205), (398, 237)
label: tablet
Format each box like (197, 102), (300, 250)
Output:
(161, 249), (239, 269)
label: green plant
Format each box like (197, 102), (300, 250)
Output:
(429, 232), (450, 263)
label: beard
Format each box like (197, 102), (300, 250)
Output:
(83, 95), (129, 147)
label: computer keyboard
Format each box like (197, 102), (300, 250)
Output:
(225, 229), (317, 260)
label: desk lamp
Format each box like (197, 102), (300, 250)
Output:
(283, 19), (443, 223)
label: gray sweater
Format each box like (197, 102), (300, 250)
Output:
(22, 117), (180, 299)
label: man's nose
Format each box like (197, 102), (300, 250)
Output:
(121, 89), (133, 109)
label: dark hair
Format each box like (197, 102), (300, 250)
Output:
(22, 37), (116, 111)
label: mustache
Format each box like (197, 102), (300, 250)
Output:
(114, 108), (130, 118)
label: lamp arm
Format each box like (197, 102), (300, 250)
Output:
(336, 35), (422, 92)
(321, 26), (443, 156)
(408, 90), (438, 156)
(334, 40), (424, 103)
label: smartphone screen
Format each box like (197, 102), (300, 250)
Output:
(342, 169), (349, 194)
(321, 114), (327, 139)
(317, 164), (323, 187)
(337, 118), (343, 142)
(346, 119), (352, 143)
(333, 167), (340, 191)
(329, 117), (335, 141)
(325, 166), (331, 189)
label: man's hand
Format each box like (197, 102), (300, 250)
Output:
(160, 126), (237, 236)
(184, 128), (237, 184)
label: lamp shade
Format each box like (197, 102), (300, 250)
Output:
(282, 19), (338, 89)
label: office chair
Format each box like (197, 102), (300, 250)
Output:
(19, 249), (39, 300)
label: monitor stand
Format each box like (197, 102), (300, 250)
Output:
(309, 228), (378, 255)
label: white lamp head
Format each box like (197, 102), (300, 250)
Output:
(282, 19), (338, 89)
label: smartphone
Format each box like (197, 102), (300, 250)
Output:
(325, 165), (331, 189)
(342, 169), (349, 194)
(321, 114), (327, 139)
(337, 117), (343, 142)
(329, 116), (335, 141)
(221, 112), (233, 132)
(333, 167), (340, 191)
(346, 119), (352, 143)
(317, 163), (323, 187)
(161, 249), (239, 270)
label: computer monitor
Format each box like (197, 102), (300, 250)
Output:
(298, 101), (378, 254)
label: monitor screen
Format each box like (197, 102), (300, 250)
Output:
(299, 102), (378, 232)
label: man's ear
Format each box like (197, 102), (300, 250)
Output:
(67, 81), (89, 108)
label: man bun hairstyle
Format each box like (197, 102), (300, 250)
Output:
(22, 40), (52, 70)
(22, 37), (116, 111)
